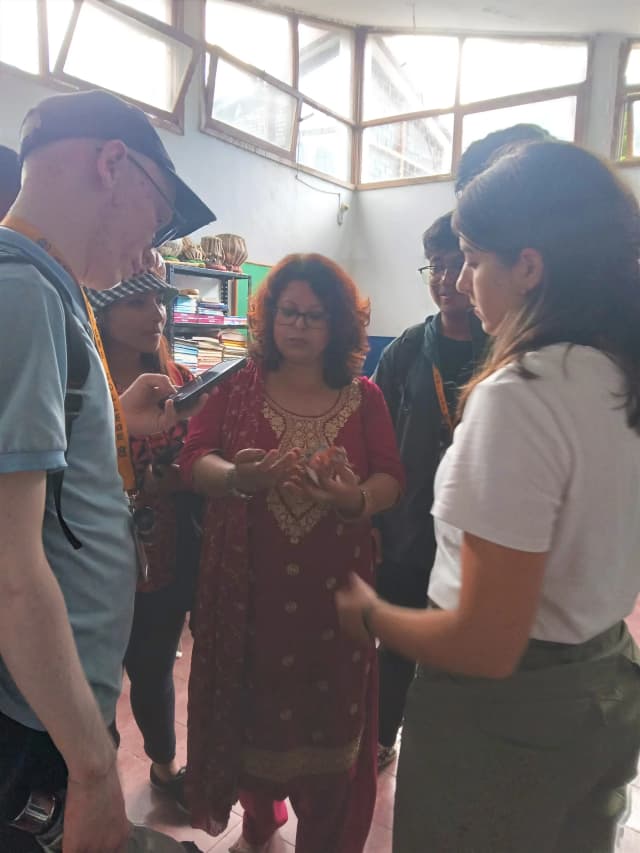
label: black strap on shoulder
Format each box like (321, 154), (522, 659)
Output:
(0, 250), (90, 549)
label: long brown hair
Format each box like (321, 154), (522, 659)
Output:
(453, 141), (640, 432)
(249, 253), (370, 388)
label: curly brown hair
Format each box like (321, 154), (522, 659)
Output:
(249, 253), (370, 388)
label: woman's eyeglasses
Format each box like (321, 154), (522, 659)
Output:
(275, 305), (328, 329)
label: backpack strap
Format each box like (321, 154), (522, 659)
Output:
(0, 248), (90, 549)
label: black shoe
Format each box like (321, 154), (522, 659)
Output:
(150, 765), (188, 812)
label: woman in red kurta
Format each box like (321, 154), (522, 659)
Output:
(180, 254), (403, 853)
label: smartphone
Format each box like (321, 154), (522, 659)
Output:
(170, 357), (247, 412)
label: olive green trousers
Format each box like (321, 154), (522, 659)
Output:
(394, 621), (640, 853)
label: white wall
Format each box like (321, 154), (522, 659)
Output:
(343, 181), (455, 336)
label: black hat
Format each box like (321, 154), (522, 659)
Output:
(19, 89), (216, 246)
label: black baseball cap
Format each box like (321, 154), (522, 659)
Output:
(19, 89), (216, 247)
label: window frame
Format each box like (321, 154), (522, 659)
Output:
(0, 0), (195, 131)
(0, 0), (594, 189)
(201, 1), (358, 188)
(614, 39), (640, 165)
(357, 29), (592, 190)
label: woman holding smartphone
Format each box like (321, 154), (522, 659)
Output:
(87, 252), (198, 807)
(337, 141), (640, 853)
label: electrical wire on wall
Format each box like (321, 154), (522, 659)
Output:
(294, 109), (350, 226)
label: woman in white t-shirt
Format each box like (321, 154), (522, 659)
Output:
(336, 140), (640, 853)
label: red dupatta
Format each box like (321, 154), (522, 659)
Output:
(185, 361), (265, 835)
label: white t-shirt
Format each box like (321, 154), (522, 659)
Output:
(429, 344), (640, 644)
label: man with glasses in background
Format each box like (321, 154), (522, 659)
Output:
(0, 89), (215, 852)
(372, 212), (487, 770)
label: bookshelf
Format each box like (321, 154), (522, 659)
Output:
(164, 264), (252, 372)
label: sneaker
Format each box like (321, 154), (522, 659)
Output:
(150, 765), (188, 812)
(377, 743), (397, 772)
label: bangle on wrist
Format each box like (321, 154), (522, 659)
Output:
(225, 465), (254, 500)
(336, 487), (369, 523)
(361, 602), (378, 639)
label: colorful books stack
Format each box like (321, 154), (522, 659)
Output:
(172, 337), (199, 371)
(221, 330), (249, 360)
(193, 337), (223, 370)
(197, 299), (227, 325)
(173, 294), (199, 325)
(221, 316), (248, 327)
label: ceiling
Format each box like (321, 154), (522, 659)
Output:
(269, 0), (640, 35)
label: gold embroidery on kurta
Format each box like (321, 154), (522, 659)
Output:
(242, 733), (362, 783)
(262, 382), (362, 543)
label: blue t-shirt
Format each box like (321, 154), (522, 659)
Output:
(0, 231), (136, 729)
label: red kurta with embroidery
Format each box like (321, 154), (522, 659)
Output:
(180, 362), (404, 835)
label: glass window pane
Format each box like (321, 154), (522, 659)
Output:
(461, 39), (588, 105)
(205, 0), (292, 84)
(633, 101), (640, 157)
(0, 0), (39, 74)
(626, 47), (640, 87)
(212, 59), (296, 151)
(62, 0), (190, 112)
(462, 96), (577, 152)
(47, 0), (171, 71)
(297, 106), (350, 182)
(361, 114), (454, 184)
(363, 34), (459, 121)
(298, 23), (353, 119)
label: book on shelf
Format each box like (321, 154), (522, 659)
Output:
(172, 337), (199, 370)
(192, 337), (223, 370)
(174, 295), (198, 314)
(199, 300), (227, 312)
(173, 311), (200, 324)
(220, 330), (249, 360)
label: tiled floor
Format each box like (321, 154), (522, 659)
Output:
(117, 601), (640, 852)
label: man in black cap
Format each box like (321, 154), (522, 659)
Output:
(0, 90), (215, 853)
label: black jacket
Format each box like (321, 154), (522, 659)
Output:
(372, 313), (487, 569)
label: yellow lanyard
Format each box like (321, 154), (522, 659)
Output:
(432, 364), (454, 436)
(1, 216), (137, 494)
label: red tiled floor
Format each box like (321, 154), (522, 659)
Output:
(117, 599), (640, 852)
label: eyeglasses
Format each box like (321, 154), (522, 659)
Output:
(418, 261), (464, 287)
(126, 154), (186, 246)
(275, 304), (328, 328)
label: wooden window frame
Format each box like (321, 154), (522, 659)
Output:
(201, 0), (357, 187)
(357, 31), (592, 189)
(1, 0), (195, 132)
(614, 39), (640, 166)
(0, 0), (593, 189)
